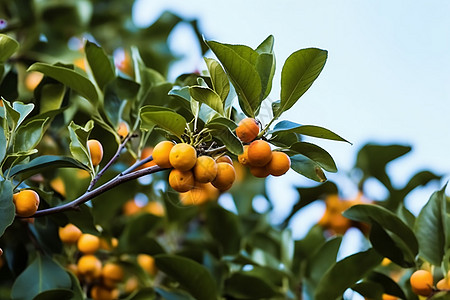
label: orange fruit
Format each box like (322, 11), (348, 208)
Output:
(235, 118), (259, 143)
(437, 278), (450, 290)
(91, 284), (119, 300)
(179, 183), (212, 205)
(59, 223), (82, 244)
(13, 190), (40, 217)
(115, 49), (134, 77)
(101, 262), (124, 288)
(216, 155), (233, 165)
(77, 254), (102, 279)
(238, 145), (250, 166)
(169, 143), (197, 171)
(77, 233), (101, 254)
(249, 165), (270, 178)
(24, 71), (44, 91)
(66, 263), (79, 277)
(87, 139), (104, 167)
(143, 201), (164, 217)
(138, 147), (156, 169)
(382, 294), (398, 300)
(99, 238), (119, 250)
(137, 254), (157, 275)
(247, 140), (272, 167)
(193, 156), (218, 183)
(266, 151), (291, 176)
(410, 270), (433, 296)
(168, 169), (195, 192)
(50, 177), (66, 197)
(122, 199), (142, 216)
(124, 276), (139, 293)
(117, 122), (129, 139)
(211, 162), (236, 191)
(152, 141), (174, 168)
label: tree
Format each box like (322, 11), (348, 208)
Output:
(0, 1), (448, 299)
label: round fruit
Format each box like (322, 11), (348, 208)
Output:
(211, 162), (236, 191)
(168, 169), (195, 192)
(87, 139), (104, 167)
(152, 141), (174, 168)
(437, 278), (450, 290)
(382, 294), (398, 300)
(267, 151), (291, 176)
(137, 254), (157, 275)
(77, 254), (102, 279)
(169, 143), (197, 171)
(77, 234), (101, 254)
(24, 72), (43, 91)
(179, 183), (215, 205)
(91, 284), (118, 300)
(13, 190), (40, 217)
(193, 156), (218, 183)
(247, 140), (272, 167)
(59, 223), (82, 244)
(249, 165), (270, 178)
(117, 121), (129, 139)
(236, 118), (259, 143)
(216, 155), (233, 165)
(410, 269), (433, 296)
(237, 145), (250, 166)
(102, 263), (124, 288)
(143, 201), (164, 217)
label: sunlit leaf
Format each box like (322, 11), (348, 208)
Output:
(289, 142), (337, 172)
(204, 58), (230, 102)
(68, 120), (94, 169)
(0, 34), (19, 62)
(290, 154), (327, 182)
(39, 83), (66, 114)
(189, 86), (224, 115)
(140, 105), (186, 138)
(13, 118), (49, 153)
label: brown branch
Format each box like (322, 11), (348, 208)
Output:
(120, 155), (153, 176)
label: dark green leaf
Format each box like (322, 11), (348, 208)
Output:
(39, 83), (65, 114)
(306, 237), (342, 285)
(0, 34), (19, 62)
(32, 289), (74, 300)
(279, 48), (327, 117)
(11, 253), (71, 300)
(189, 86), (224, 115)
(255, 52), (275, 100)
(206, 117), (237, 131)
(315, 248), (383, 300)
(206, 204), (242, 255)
(415, 185), (447, 266)
(85, 41), (115, 90)
(207, 123), (243, 155)
(224, 272), (280, 299)
(290, 142), (337, 172)
(290, 154), (327, 182)
(366, 271), (407, 299)
(155, 288), (194, 300)
(0, 179), (14, 237)
(27, 63), (98, 104)
(351, 281), (383, 300)
(103, 83), (123, 128)
(140, 105), (186, 138)
(204, 58), (230, 102)
(13, 118), (49, 153)
(402, 170), (441, 197)
(154, 254), (218, 300)
(63, 204), (99, 235)
(0, 122), (5, 162)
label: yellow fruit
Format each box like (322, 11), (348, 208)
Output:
(216, 155), (233, 165)
(169, 143), (197, 171)
(137, 254), (157, 275)
(59, 223), (82, 244)
(236, 118), (259, 143)
(193, 156), (218, 183)
(101, 263), (124, 288)
(152, 141), (174, 168)
(247, 140), (272, 167)
(266, 151), (291, 176)
(410, 270), (433, 296)
(91, 284), (119, 300)
(238, 145), (250, 166)
(211, 162), (236, 191)
(381, 258), (392, 266)
(143, 201), (164, 217)
(13, 190), (40, 217)
(77, 254), (102, 279)
(77, 234), (101, 254)
(179, 183), (219, 205)
(169, 169), (195, 192)
(87, 139), (104, 167)
(117, 121), (129, 139)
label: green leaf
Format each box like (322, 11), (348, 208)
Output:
(278, 48), (327, 117)
(0, 34), (19, 62)
(206, 122), (243, 155)
(315, 248), (383, 300)
(206, 117), (238, 131)
(11, 253), (71, 300)
(344, 204), (419, 258)
(255, 52), (275, 100)
(306, 237), (342, 285)
(414, 185), (447, 266)
(0, 122), (6, 162)
(32, 289), (74, 300)
(2, 98), (20, 132)
(85, 41), (115, 90)
(103, 82), (123, 128)
(155, 288), (194, 300)
(206, 40), (262, 117)
(154, 254), (218, 300)
(224, 272), (280, 299)
(366, 271), (407, 299)
(289, 142), (337, 172)
(68, 120), (94, 168)
(39, 83), (66, 114)
(13, 118), (49, 153)
(290, 154), (327, 182)
(271, 120), (351, 144)
(206, 204), (242, 255)
(351, 281), (383, 300)
(0, 179), (14, 237)
(8, 155), (88, 180)
(27, 63), (98, 104)
(13, 102), (35, 128)
(140, 105), (186, 138)
(204, 58), (230, 102)
(189, 86), (224, 115)
(255, 35), (275, 54)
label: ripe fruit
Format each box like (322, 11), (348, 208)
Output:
(179, 183), (219, 205)
(247, 140), (272, 167)
(24, 71), (43, 91)
(410, 270), (433, 296)
(266, 151), (291, 176)
(152, 141), (174, 168)
(168, 169), (195, 192)
(77, 234), (101, 254)
(13, 190), (40, 217)
(137, 254), (157, 275)
(91, 284), (119, 300)
(249, 165), (270, 178)
(169, 143), (197, 171)
(101, 262), (124, 288)
(211, 162), (236, 191)
(193, 156), (218, 183)
(87, 139), (104, 167)
(117, 121), (129, 139)
(59, 223), (82, 244)
(77, 254), (102, 279)
(122, 199), (142, 216)
(437, 276), (450, 290)
(216, 155), (233, 165)
(236, 118), (259, 143)
(382, 294), (398, 300)
(238, 145), (250, 166)
(143, 201), (164, 217)
(50, 177), (66, 197)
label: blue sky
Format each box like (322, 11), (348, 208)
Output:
(133, 0), (450, 235)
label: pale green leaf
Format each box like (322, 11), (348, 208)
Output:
(204, 57), (230, 102)
(0, 34), (19, 62)
(189, 86), (224, 115)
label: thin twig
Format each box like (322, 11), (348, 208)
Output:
(120, 155), (153, 176)
(203, 145), (227, 155)
(87, 134), (133, 192)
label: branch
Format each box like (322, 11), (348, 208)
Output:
(30, 165), (167, 218)
(120, 155), (154, 176)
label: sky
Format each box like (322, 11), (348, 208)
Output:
(132, 1), (450, 236)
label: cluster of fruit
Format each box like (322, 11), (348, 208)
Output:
(409, 269), (450, 297)
(58, 223), (156, 300)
